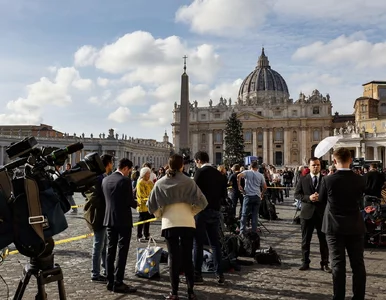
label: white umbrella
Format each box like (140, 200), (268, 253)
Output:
(314, 136), (341, 158)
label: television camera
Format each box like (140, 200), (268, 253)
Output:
(0, 136), (105, 300)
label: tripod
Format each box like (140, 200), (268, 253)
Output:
(13, 254), (66, 300)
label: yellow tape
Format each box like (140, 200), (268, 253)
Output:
(7, 218), (158, 256)
(71, 204), (85, 208)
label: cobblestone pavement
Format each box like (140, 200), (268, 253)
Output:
(1, 191), (385, 300)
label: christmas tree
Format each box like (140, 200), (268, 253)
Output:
(223, 112), (245, 166)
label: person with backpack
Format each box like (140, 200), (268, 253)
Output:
(83, 154), (113, 282)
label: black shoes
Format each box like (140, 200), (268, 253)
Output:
(299, 264), (310, 271)
(164, 293), (180, 300)
(321, 265), (332, 273)
(217, 274), (225, 285)
(91, 275), (107, 283)
(107, 282), (137, 293)
(193, 274), (204, 285)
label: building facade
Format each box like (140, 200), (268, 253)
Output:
(172, 49), (333, 166)
(334, 81), (386, 163)
(0, 127), (172, 168)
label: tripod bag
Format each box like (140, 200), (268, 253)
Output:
(0, 170), (14, 250)
(11, 177), (46, 257)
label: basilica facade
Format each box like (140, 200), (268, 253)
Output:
(172, 49), (333, 166)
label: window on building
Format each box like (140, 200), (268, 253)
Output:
(380, 103), (386, 114)
(292, 110), (298, 117)
(245, 131), (252, 142)
(313, 107), (320, 114)
(275, 129), (283, 141)
(214, 113), (221, 119)
(274, 111), (281, 116)
(257, 111), (262, 116)
(215, 132), (222, 143)
(313, 129), (320, 141)
(361, 104), (367, 112)
(257, 132), (263, 142)
(200, 114), (206, 120)
(292, 130), (297, 141)
(201, 133), (206, 143)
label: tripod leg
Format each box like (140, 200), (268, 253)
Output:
(58, 278), (67, 300)
(36, 272), (48, 300)
(13, 270), (33, 300)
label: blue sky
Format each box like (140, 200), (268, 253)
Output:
(0, 0), (385, 140)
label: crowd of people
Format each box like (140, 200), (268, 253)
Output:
(78, 147), (383, 300)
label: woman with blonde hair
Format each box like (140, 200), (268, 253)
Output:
(136, 167), (154, 241)
(148, 154), (207, 300)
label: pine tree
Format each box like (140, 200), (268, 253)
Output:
(223, 112), (245, 167)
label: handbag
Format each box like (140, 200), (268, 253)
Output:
(135, 237), (163, 278)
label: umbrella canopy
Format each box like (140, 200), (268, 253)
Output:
(314, 136), (341, 158)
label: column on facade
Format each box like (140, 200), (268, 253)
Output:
(263, 129), (268, 163)
(284, 128), (290, 165)
(81, 150), (84, 160)
(0, 146), (3, 166)
(361, 143), (366, 159)
(71, 153), (76, 165)
(192, 133), (198, 157)
(208, 131), (213, 163)
(355, 146), (361, 158)
(268, 129), (273, 164)
(301, 127), (307, 165)
(374, 146), (379, 160)
(252, 130), (257, 157)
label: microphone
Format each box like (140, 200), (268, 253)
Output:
(47, 143), (84, 163)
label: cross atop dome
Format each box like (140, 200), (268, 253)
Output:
(257, 47), (270, 69)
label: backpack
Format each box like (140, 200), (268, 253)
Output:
(83, 175), (105, 231)
(238, 230), (261, 257)
(254, 247), (281, 265)
(259, 197), (278, 220)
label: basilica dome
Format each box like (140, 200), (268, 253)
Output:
(238, 48), (289, 102)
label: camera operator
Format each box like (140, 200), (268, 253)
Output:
(282, 167), (293, 198)
(102, 158), (137, 294)
(83, 154), (113, 282)
(64, 163), (77, 214)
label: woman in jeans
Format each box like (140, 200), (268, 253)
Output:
(148, 154), (207, 300)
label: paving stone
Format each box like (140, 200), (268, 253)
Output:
(0, 191), (385, 299)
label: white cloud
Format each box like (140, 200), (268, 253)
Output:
(292, 35), (386, 68)
(108, 106), (131, 123)
(88, 90), (112, 106)
(116, 86), (147, 106)
(74, 45), (98, 67)
(0, 113), (42, 125)
(175, 0), (272, 36)
(7, 67), (92, 114)
(97, 77), (110, 87)
(78, 31), (220, 84)
(208, 79), (243, 102)
(273, 1), (386, 25)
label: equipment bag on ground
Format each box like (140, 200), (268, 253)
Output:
(238, 230), (260, 257)
(135, 237), (162, 279)
(254, 247), (281, 265)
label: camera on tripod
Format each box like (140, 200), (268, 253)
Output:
(0, 136), (105, 300)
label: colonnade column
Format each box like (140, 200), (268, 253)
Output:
(268, 129), (273, 164)
(263, 129), (268, 163)
(252, 130), (257, 157)
(208, 131), (213, 163)
(284, 129), (290, 165)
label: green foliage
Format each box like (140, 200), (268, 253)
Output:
(223, 112), (245, 167)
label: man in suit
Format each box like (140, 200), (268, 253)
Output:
(193, 151), (227, 285)
(294, 157), (330, 272)
(319, 148), (366, 300)
(102, 158), (137, 294)
(363, 163), (384, 200)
